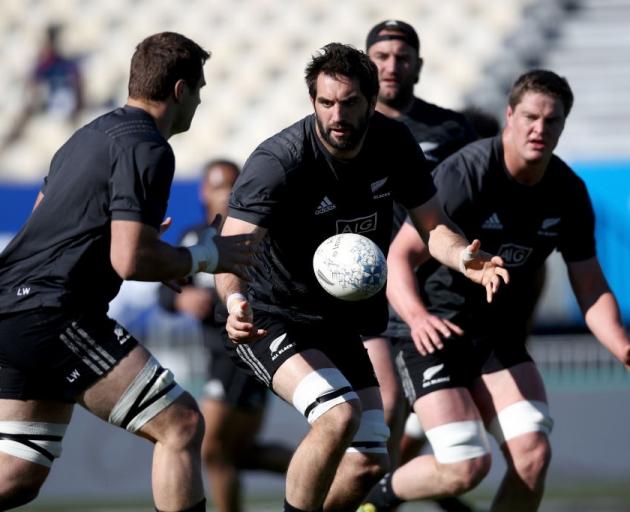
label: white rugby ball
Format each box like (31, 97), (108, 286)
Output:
(313, 233), (387, 301)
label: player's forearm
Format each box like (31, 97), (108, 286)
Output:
(114, 238), (192, 281)
(215, 272), (246, 306)
(386, 258), (430, 326)
(426, 224), (469, 273)
(583, 292), (630, 367)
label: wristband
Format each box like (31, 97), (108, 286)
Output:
(226, 292), (247, 314)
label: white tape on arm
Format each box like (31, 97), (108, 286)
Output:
(458, 246), (474, 274)
(226, 292), (247, 314)
(187, 228), (219, 275)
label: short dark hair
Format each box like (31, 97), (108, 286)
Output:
(508, 69), (574, 117)
(202, 158), (240, 178)
(128, 32), (210, 101)
(305, 43), (379, 102)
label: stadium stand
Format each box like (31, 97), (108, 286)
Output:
(0, 0), (536, 180)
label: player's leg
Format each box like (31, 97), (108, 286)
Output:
(361, 389), (490, 511)
(272, 348), (364, 511)
(0, 308), (96, 510)
(360, 338), (491, 511)
(200, 398), (241, 512)
(472, 361), (552, 512)
(0, 398), (72, 509)
(397, 413), (478, 512)
(226, 312), (387, 511)
(323, 385), (390, 510)
(200, 361), (291, 512)
(363, 337), (406, 464)
(76, 327), (205, 512)
(398, 413), (426, 466)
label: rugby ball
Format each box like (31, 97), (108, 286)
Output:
(313, 233), (387, 301)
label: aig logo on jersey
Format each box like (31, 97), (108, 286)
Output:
(336, 213), (377, 234)
(498, 243), (533, 267)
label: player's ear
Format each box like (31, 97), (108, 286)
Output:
(414, 57), (423, 84)
(173, 79), (186, 103)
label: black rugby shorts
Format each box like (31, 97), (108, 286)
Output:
(223, 309), (378, 392)
(0, 307), (138, 402)
(393, 330), (533, 406)
(203, 344), (268, 411)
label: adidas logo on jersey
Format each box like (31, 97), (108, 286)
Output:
(315, 196), (336, 215)
(482, 213), (503, 230)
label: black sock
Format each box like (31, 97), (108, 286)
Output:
(362, 473), (404, 511)
(155, 498), (207, 512)
(435, 496), (475, 512)
(283, 498), (323, 512)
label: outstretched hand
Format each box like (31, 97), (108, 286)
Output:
(225, 295), (267, 344)
(459, 239), (510, 303)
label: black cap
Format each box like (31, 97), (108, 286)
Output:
(366, 20), (420, 53)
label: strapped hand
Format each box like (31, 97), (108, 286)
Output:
(188, 215), (254, 278)
(225, 293), (266, 343)
(459, 239), (510, 303)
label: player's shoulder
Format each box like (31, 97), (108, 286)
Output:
(410, 98), (470, 125)
(86, 106), (169, 151)
(438, 136), (496, 174)
(255, 115), (314, 165)
(547, 153), (587, 191)
(368, 111), (419, 150)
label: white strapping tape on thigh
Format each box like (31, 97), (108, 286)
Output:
(292, 368), (358, 424)
(0, 421), (68, 468)
(425, 420), (490, 464)
(404, 413), (425, 440)
(109, 356), (184, 432)
(488, 400), (553, 445)
(346, 409), (390, 454)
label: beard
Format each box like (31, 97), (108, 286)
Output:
(316, 107), (371, 152)
(378, 82), (415, 110)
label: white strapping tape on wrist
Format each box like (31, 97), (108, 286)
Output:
(458, 246), (474, 274)
(226, 292), (246, 314)
(188, 234), (219, 274)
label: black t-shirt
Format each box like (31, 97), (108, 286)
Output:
(390, 98), (478, 232)
(385, 98), (477, 337)
(421, 136), (596, 339)
(398, 98), (478, 170)
(228, 112), (436, 335)
(0, 106), (174, 315)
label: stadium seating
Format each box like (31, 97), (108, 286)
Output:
(0, 0), (535, 180)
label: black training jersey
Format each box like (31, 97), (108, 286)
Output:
(386, 98), (477, 337)
(398, 98), (477, 171)
(0, 106), (174, 315)
(228, 112), (435, 335)
(390, 98), (477, 233)
(424, 136), (596, 338)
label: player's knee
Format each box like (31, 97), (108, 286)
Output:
(292, 367), (362, 442)
(161, 393), (205, 451)
(0, 420), (66, 508)
(439, 455), (491, 495)
(109, 356), (189, 436)
(315, 400), (362, 444)
(345, 452), (390, 492)
(0, 460), (49, 509)
(509, 434), (552, 485)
